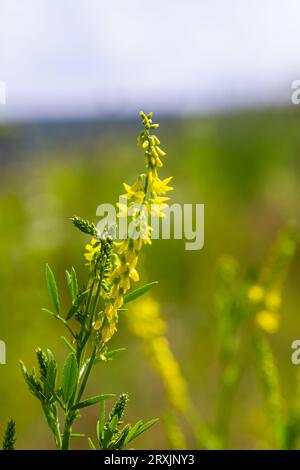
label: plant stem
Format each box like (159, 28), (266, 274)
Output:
(76, 346), (97, 404)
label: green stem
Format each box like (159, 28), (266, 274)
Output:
(76, 346), (97, 404)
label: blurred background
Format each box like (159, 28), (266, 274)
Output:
(0, 0), (300, 449)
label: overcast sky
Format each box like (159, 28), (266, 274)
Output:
(0, 0), (299, 121)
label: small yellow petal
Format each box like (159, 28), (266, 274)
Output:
(130, 268), (139, 282)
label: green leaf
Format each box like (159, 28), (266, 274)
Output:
(124, 420), (142, 445)
(102, 414), (119, 448)
(61, 336), (76, 354)
(125, 418), (159, 445)
(61, 353), (78, 403)
(45, 350), (57, 398)
(72, 394), (114, 410)
(45, 264), (60, 314)
(71, 267), (78, 303)
(66, 289), (89, 321)
(123, 281), (158, 304)
(97, 401), (106, 444)
(66, 270), (72, 290)
(42, 309), (67, 326)
(88, 437), (97, 450)
(105, 348), (126, 361)
(93, 348), (126, 366)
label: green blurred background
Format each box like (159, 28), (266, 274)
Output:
(0, 108), (299, 448)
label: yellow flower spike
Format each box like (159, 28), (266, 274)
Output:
(255, 310), (280, 334)
(248, 284), (265, 304)
(104, 112), (173, 344)
(265, 290), (281, 311)
(127, 297), (190, 414)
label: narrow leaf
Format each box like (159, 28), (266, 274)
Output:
(125, 418), (159, 445)
(102, 414), (119, 448)
(71, 267), (78, 303)
(88, 437), (97, 450)
(61, 336), (76, 354)
(42, 309), (67, 326)
(72, 393), (115, 410)
(66, 270), (72, 290)
(105, 348), (126, 361)
(45, 264), (60, 314)
(61, 353), (78, 403)
(97, 401), (106, 444)
(124, 281), (158, 304)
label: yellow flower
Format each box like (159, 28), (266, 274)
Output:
(116, 202), (128, 218)
(151, 176), (174, 195)
(265, 290), (281, 311)
(127, 297), (189, 414)
(84, 238), (100, 264)
(255, 310), (280, 334)
(129, 267), (139, 282)
(121, 182), (145, 203)
(248, 284), (264, 304)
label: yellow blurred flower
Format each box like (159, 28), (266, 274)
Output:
(128, 297), (190, 414)
(265, 290), (281, 311)
(255, 310), (280, 334)
(248, 284), (264, 304)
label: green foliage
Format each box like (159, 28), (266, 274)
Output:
(124, 281), (158, 304)
(71, 215), (98, 237)
(45, 264), (61, 315)
(96, 393), (159, 450)
(2, 420), (16, 450)
(61, 353), (78, 404)
(19, 113), (162, 450)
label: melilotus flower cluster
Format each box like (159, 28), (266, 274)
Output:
(247, 225), (298, 335)
(85, 111), (173, 344)
(19, 112), (169, 450)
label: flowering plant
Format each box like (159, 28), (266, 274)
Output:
(20, 112), (171, 450)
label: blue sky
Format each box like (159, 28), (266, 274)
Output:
(0, 0), (299, 121)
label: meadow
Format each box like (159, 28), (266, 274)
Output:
(0, 107), (299, 449)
